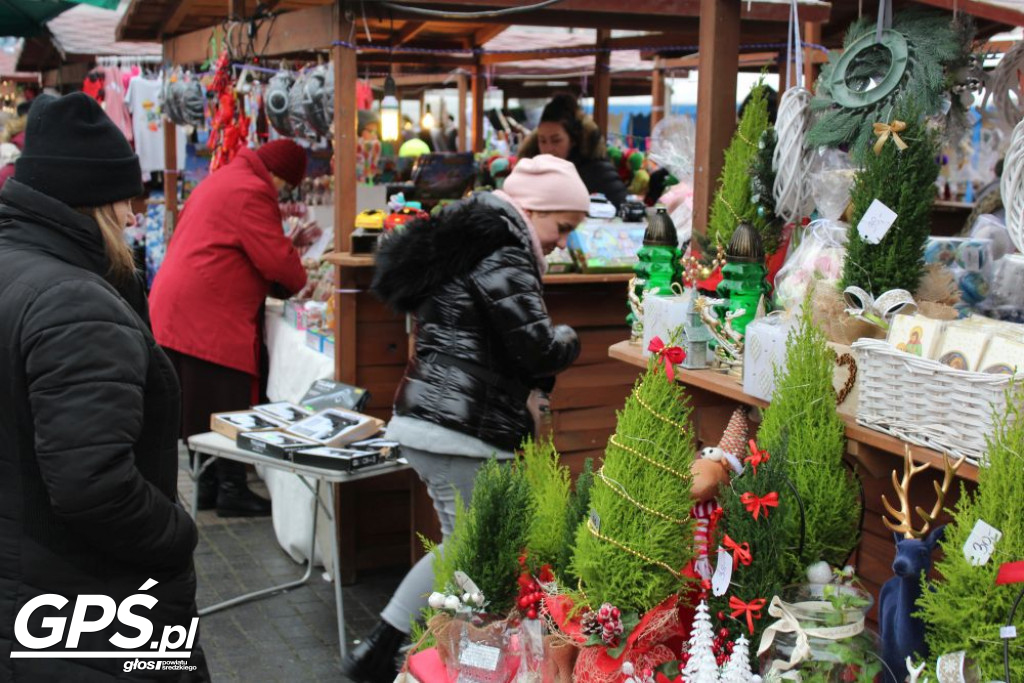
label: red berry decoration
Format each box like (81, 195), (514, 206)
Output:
(594, 602), (624, 646)
(717, 611), (726, 621)
(718, 627), (730, 639)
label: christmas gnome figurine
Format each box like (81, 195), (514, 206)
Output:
(690, 408), (748, 579)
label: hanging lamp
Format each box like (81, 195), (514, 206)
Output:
(380, 75), (400, 142)
(421, 103), (435, 130)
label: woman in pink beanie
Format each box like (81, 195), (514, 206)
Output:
(344, 155), (588, 681)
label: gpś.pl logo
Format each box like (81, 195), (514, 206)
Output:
(10, 579), (198, 671)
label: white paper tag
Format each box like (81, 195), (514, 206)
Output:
(458, 641), (501, 671)
(857, 199), (898, 244)
(1001, 625), (1017, 640)
(712, 547), (734, 597)
(963, 518), (1002, 566)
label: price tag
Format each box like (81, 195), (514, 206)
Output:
(963, 519), (1002, 566)
(458, 642), (501, 671)
(1001, 625), (1017, 640)
(857, 199), (898, 244)
(712, 547), (734, 597)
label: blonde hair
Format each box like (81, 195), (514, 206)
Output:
(77, 204), (135, 284)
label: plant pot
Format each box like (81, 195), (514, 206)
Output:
(436, 612), (519, 683)
(760, 584), (887, 683)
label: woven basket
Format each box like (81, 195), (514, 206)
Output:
(851, 338), (1023, 464)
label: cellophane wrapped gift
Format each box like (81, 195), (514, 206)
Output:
(641, 291), (693, 358)
(436, 612), (519, 683)
(773, 219), (847, 312)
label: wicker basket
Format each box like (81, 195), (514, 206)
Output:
(851, 338), (1023, 464)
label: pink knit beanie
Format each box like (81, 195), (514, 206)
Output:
(502, 154), (590, 212)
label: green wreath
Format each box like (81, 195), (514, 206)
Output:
(807, 9), (969, 157)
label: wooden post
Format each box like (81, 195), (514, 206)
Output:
(650, 56), (667, 131)
(803, 21), (822, 90)
(472, 63), (485, 153)
(593, 28), (611, 137)
(458, 74), (468, 151)
(333, 8), (357, 386)
(692, 0), (740, 237)
(162, 41), (178, 238)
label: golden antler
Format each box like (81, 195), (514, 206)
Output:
(882, 447), (964, 540)
(915, 452), (966, 532)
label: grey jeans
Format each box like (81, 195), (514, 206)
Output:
(380, 447), (490, 633)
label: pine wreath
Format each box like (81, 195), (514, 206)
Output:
(807, 9), (968, 158)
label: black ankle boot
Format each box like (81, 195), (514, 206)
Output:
(341, 621), (406, 683)
(215, 460), (271, 517)
(197, 475), (218, 511)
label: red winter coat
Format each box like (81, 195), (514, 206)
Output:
(150, 148), (306, 376)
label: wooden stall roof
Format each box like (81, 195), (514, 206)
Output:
(117, 0), (833, 46)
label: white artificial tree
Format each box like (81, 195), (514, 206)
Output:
(683, 600), (720, 682)
(720, 634), (755, 683)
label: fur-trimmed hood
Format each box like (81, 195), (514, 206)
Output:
(371, 192), (538, 312)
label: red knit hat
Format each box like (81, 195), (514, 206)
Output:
(256, 139), (306, 187)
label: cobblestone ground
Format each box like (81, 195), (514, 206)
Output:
(179, 450), (404, 682)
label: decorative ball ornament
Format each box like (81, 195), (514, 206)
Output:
(1001, 116), (1024, 254)
(427, 592), (446, 609)
(772, 87), (814, 222)
(266, 71), (296, 136)
(443, 595), (461, 611)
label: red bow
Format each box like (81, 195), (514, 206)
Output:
(729, 596), (766, 635)
(647, 337), (686, 382)
(723, 534), (753, 566)
(744, 439), (770, 475)
(740, 491), (779, 520)
(996, 560), (1024, 585)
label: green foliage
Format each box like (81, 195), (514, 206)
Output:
(521, 437), (572, 571)
(840, 105), (939, 294)
(808, 9), (967, 157)
(572, 365), (697, 613)
(557, 459), (594, 587)
(431, 460), (534, 615)
(758, 302), (860, 575)
(750, 127), (784, 255)
(707, 80), (772, 251)
(711, 436), (799, 649)
(919, 391), (1024, 679)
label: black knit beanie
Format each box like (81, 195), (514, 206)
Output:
(15, 93), (143, 207)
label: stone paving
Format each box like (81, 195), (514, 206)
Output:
(179, 452), (404, 682)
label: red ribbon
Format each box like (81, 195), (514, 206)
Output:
(647, 336), (686, 382)
(729, 596), (766, 635)
(740, 491), (779, 520)
(996, 560), (1024, 585)
(744, 439), (770, 476)
(723, 534), (753, 566)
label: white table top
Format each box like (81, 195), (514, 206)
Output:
(187, 431), (409, 485)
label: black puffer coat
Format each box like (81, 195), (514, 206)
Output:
(0, 180), (204, 681)
(372, 192), (579, 452)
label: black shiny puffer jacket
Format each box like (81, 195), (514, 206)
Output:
(371, 192), (580, 452)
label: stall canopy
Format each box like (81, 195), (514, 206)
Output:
(0, 0), (118, 38)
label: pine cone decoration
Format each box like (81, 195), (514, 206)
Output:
(580, 611), (601, 636)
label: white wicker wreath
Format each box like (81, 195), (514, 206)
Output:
(773, 86), (814, 222)
(1001, 115), (1024, 253)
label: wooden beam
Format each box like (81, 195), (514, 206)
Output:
(162, 0), (198, 36)
(913, 0), (1024, 27)
(471, 63), (485, 153)
(333, 9), (357, 387)
(473, 23), (508, 47)
(651, 57), (667, 131)
(480, 47), (601, 65)
(162, 3), (334, 65)
(693, 0), (740, 237)
(458, 74), (468, 152)
(803, 21), (822, 89)
(593, 29), (611, 138)
(394, 21), (428, 45)
(659, 49), (827, 70)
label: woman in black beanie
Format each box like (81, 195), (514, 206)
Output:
(0, 93), (207, 681)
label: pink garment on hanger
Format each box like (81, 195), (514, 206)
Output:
(356, 81), (373, 110)
(103, 66), (134, 145)
(122, 66), (141, 92)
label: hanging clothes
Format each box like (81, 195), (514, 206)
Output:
(126, 75), (186, 178)
(356, 81), (373, 110)
(103, 66), (133, 144)
(82, 69), (105, 103)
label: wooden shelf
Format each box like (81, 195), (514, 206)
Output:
(324, 252), (634, 285)
(608, 340), (979, 482)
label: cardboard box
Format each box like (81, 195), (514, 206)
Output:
(290, 446), (385, 472)
(642, 292), (693, 358)
(742, 314), (794, 402)
(236, 430), (320, 458)
(211, 411), (285, 440)
(252, 402), (313, 425)
(301, 379), (370, 412)
(828, 342), (861, 419)
(305, 329), (325, 353)
(285, 408), (384, 447)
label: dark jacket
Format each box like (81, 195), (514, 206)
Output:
(0, 180), (203, 681)
(519, 116), (628, 208)
(372, 193), (579, 452)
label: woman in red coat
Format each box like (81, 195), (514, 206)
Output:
(150, 139), (308, 517)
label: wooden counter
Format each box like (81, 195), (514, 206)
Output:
(328, 253), (635, 582)
(607, 339), (980, 620)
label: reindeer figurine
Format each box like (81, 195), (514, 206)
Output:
(878, 447), (965, 683)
